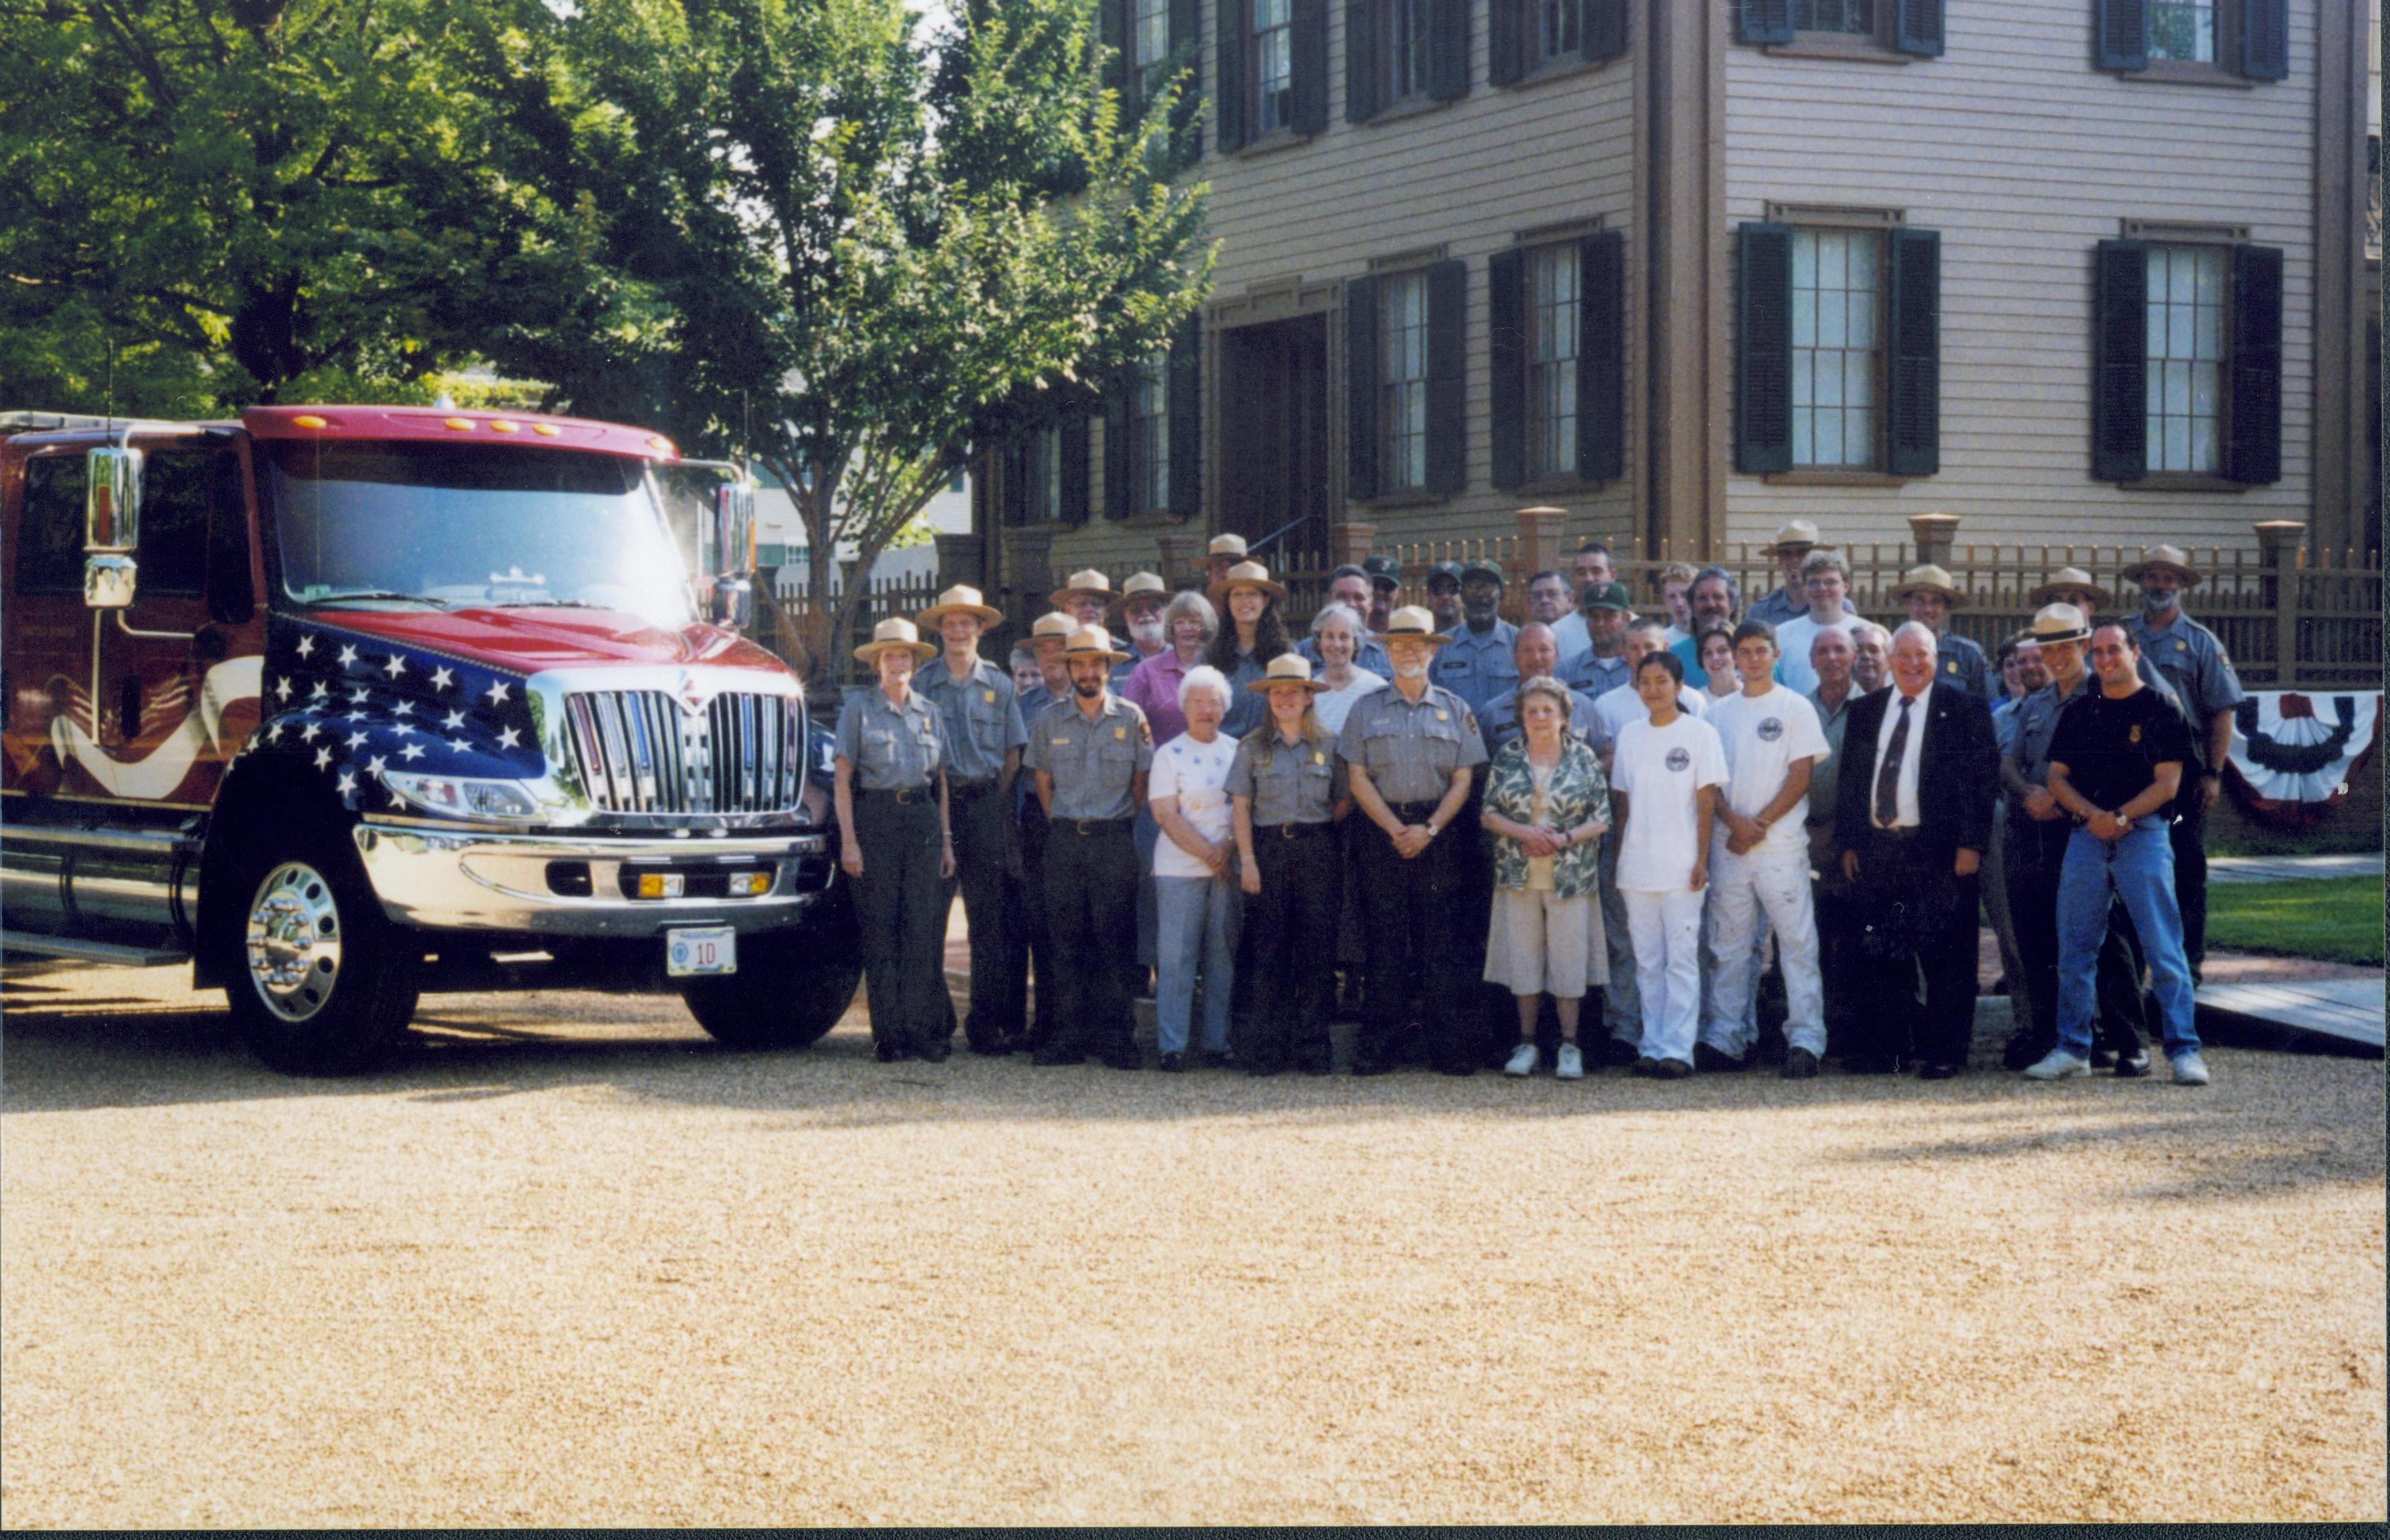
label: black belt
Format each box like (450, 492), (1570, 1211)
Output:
(1263, 820), (1334, 840)
(861, 786), (934, 805)
(1868, 824), (1923, 840)
(1389, 800), (1443, 820)
(948, 778), (1000, 796)
(1060, 816), (1134, 836)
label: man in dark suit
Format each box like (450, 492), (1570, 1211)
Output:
(1831, 621), (1999, 1079)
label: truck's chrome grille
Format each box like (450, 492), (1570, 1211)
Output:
(564, 690), (802, 814)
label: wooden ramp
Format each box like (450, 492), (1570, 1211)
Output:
(2196, 978), (2385, 1050)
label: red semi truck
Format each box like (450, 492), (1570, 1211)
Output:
(1, 404), (862, 1072)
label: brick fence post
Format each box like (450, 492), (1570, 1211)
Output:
(2255, 518), (2307, 688)
(1332, 520), (1378, 569)
(1906, 511), (1961, 571)
(1515, 506), (1566, 590)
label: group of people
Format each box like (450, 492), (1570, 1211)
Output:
(828, 522), (2241, 1090)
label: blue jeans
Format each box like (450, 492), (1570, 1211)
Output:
(1155, 873), (1236, 1055)
(2056, 821), (2200, 1060)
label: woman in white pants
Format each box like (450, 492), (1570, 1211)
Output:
(1608, 650), (1729, 1078)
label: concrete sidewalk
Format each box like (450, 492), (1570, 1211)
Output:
(2206, 852), (2383, 884)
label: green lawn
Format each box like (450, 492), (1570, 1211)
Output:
(2205, 876), (2385, 967)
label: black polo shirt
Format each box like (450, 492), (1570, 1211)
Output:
(2047, 684), (2199, 812)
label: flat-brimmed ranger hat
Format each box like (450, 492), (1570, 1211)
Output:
(2119, 544), (2204, 588)
(1030, 610), (1079, 640)
(1762, 518), (1824, 556)
(1109, 571), (1168, 617)
(1208, 533), (1249, 559)
(2025, 602), (2093, 646)
(1893, 563), (1967, 606)
(1246, 653), (1330, 694)
(855, 616), (938, 664)
(1050, 568), (1114, 609)
(918, 584), (1003, 627)
(1382, 605), (1452, 646)
(1059, 624), (1130, 664)
(2028, 567), (2114, 609)
(1209, 560), (1288, 606)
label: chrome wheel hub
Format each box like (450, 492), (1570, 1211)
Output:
(245, 862), (343, 1023)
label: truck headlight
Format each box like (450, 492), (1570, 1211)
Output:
(383, 771), (541, 820)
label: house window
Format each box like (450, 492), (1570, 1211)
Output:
(2147, 0), (2217, 61)
(1131, 353), (1170, 514)
(2144, 244), (2225, 474)
(1251, 0), (1295, 133)
(1019, 424), (1064, 523)
(1380, 270), (1430, 491)
(1386, 0), (1432, 100)
(1526, 245), (1579, 478)
(1790, 229), (1881, 469)
(1132, 0), (1172, 97)
(1794, 0), (1872, 33)
(1536, 0), (1578, 61)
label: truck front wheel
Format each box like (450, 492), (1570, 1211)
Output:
(225, 822), (421, 1075)
(680, 916), (863, 1050)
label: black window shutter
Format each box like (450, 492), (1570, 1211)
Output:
(1103, 378), (1134, 519)
(1346, 276), (1381, 500)
(1893, 0), (1943, 57)
(1488, 0), (1524, 85)
(1734, 222), (1794, 474)
(1216, 0), (1248, 150)
(1346, 0), (1379, 120)
(1429, 0), (1470, 98)
(1885, 227), (1941, 477)
(2094, 0), (2146, 71)
(1168, 315), (1205, 514)
(2240, 0), (2287, 81)
(2091, 239), (2149, 482)
(2227, 244), (2283, 485)
(1101, 0), (1128, 101)
(1063, 408), (1093, 524)
(1169, 0), (1202, 145)
(1734, 0), (1792, 46)
(1425, 257), (1468, 495)
(1578, 229), (1625, 483)
(1291, 0), (1329, 133)
(1582, 0), (1626, 65)
(1488, 248), (1526, 490)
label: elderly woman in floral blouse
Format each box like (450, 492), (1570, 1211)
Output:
(1480, 675), (1612, 1080)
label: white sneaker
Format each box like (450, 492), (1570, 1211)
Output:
(1504, 1042), (1539, 1077)
(2170, 1051), (2211, 1086)
(1556, 1042), (1584, 1080)
(2022, 1049), (2093, 1081)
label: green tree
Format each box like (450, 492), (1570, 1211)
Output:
(515, 0), (1211, 676)
(0, 0), (597, 410)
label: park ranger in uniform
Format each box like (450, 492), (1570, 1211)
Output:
(1005, 609), (1080, 1053)
(914, 584), (1028, 1054)
(2119, 544), (2245, 984)
(1339, 606), (1490, 1075)
(1022, 624), (1154, 1070)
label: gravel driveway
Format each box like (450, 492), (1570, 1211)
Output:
(3, 961), (2381, 1525)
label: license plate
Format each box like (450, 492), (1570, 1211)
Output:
(666, 926), (737, 977)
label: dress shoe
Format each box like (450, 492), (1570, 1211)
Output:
(2112, 1047), (2153, 1078)
(1203, 1050), (1235, 1070)
(1843, 1054), (1898, 1076)
(1602, 1036), (1643, 1066)
(1632, 1056), (1664, 1078)
(1158, 1051), (1186, 1073)
(2089, 1048), (2119, 1070)
(1780, 1046), (1821, 1080)
(1694, 1042), (1747, 1074)
(1030, 1047), (1085, 1067)
(1648, 1057), (1693, 1080)
(966, 1036), (1013, 1057)
(918, 1038), (952, 1063)
(2002, 1036), (2051, 1071)
(874, 1040), (905, 1063)
(1916, 1060), (1962, 1081)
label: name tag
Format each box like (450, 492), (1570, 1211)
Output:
(1050, 736), (1070, 746)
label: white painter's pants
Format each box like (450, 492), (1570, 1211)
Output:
(1701, 838), (1825, 1059)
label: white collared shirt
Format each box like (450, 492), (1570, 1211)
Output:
(1868, 685), (1931, 829)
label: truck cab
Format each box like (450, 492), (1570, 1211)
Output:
(1, 405), (861, 1072)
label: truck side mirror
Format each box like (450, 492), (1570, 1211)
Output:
(83, 446), (143, 610)
(706, 480), (757, 630)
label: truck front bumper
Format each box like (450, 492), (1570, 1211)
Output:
(351, 820), (836, 936)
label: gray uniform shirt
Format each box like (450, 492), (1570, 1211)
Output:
(1559, 648), (1630, 699)
(1226, 729), (1348, 825)
(1478, 684), (1610, 759)
(1023, 692), (1154, 820)
(2124, 610), (2246, 731)
(1336, 682), (1489, 806)
(834, 687), (946, 791)
(1430, 620), (1520, 714)
(914, 656), (1027, 784)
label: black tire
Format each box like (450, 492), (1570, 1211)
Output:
(680, 890), (864, 1050)
(223, 816), (421, 1075)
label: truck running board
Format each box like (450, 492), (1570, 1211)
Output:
(0, 930), (188, 968)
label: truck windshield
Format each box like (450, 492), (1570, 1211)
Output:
(263, 440), (695, 629)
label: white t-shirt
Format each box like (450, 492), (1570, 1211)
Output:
(1148, 731), (1240, 877)
(1706, 685), (1831, 856)
(1313, 668), (1386, 737)
(1592, 679), (1707, 746)
(1550, 611), (1591, 662)
(1610, 714), (1730, 892)
(1773, 614), (1861, 696)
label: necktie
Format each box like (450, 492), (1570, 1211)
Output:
(1874, 694), (1913, 829)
